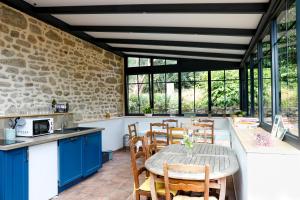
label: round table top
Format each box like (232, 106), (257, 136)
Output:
(145, 143), (239, 180)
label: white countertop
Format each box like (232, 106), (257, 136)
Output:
(230, 118), (300, 155)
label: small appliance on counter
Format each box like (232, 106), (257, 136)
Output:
(16, 117), (54, 137)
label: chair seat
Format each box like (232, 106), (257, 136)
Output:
(139, 178), (177, 196)
(173, 195), (218, 200)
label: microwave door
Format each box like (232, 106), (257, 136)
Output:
(33, 120), (50, 136)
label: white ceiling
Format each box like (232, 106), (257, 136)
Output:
(124, 52), (242, 62)
(54, 13), (262, 29)
(25, 0), (269, 7)
(87, 32), (252, 44)
(108, 43), (245, 54)
(23, 0), (270, 63)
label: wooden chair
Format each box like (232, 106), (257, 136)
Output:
(163, 119), (179, 128)
(150, 123), (169, 150)
(130, 137), (176, 200)
(163, 162), (218, 200)
(192, 123), (214, 144)
(169, 127), (188, 144)
(143, 133), (158, 159)
(128, 123), (138, 139)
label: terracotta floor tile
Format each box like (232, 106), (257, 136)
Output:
(56, 150), (236, 200)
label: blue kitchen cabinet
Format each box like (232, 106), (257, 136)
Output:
(0, 148), (28, 200)
(58, 131), (102, 191)
(83, 132), (102, 177)
(58, 136), (83, 188)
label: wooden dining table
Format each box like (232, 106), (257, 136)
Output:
(145, 143), (239, 200)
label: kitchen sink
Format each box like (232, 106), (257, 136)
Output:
(54, 127), (94, 134)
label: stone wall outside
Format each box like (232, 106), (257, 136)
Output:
(0, 3), (124, 121)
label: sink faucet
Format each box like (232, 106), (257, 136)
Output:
(61, 114), (67, 133)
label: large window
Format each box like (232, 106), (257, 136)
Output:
(181, 72), (208, 114)
(262, 32), (272, 124)
(153, 73), (179, 114)
(277, 0), (298, 136)
(127, 74), (150, 114)
(211, 70), (240, 115)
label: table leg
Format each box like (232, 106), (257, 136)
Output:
(219, 177), (227, 200)
(150, 172), (158, 200)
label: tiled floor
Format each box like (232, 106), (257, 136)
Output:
(56, 150), (236, 200)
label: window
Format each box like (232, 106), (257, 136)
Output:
(211, 70), (240, 115)
(277, 0), (298, 136)
(181, 72), (208, 114)
(128, 57), (150, 67)
(153, 73), (179, 114)
(262, 32), (272, 124)
(225, 70), (240, 114)
(127, 74), (150, 114)
(153, 59), (177, 66)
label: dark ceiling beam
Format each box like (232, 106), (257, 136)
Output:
(35, 3), (268, 14)
(96, 38), (248, 50)
(241, 0), (284, 64)
(114, 48), (243, 59)
(73, 26), (255, 36)
(1, 0), (123, 57)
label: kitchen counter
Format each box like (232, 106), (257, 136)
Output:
(0, 128), (104, 151)
(229, 118), (300, 155)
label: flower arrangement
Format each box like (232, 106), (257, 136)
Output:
(183, 131), (194, 157)
(255, 132), (273, 146)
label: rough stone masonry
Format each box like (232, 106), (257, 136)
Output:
(0, 3), (124, 121)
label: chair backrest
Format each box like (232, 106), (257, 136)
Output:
(163, 162), (210, 200)
(143, 133), (157, 159)
(169, 127), (187, 144)
(130, 136), (147, 190)
(162, 119), (179, 128)
(128, 123), (137, 138)
(192, 123), (214, 144)
(150, 123), (169, 146)
(199, 119), (214, 124)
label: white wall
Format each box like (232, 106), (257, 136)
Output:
(79, 116), (230, 151)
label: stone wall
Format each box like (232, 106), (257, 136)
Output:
(0, 3), (124, 121)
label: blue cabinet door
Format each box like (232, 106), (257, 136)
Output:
(83, 132), (102, 177)
(58, 136), (83, 187)
(0, 148), (28, 200)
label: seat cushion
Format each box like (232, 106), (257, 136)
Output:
(139, 178), (177, 196)
(173, 195), (218, 200)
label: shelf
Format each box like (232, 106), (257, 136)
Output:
(0, 113), (72, 119)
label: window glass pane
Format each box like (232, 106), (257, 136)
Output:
(153, 82), (166, 114)
(153, 59), (166, 66)
(128, 57), (139, 67)
(211, 70), (225, 80)
(211, 80), (225, 114)
(128, 84), (139, 113)
(166, 60), (177, 65)
(138, 74), (149, 84)
(225, 70), (239, 79)
(195, 81), (208, 114)
(262, 33), (272, 124)
(181, 72), (194, 81)
(153, 73), (165, 82)
(128, 75), (138, 84)
(139, 58), (151, 67)
(166, 73), (178, 82)
(278, 0), (298, 136)
(195, 71), (208, 81)
(254, 68), (259, 116)
(225, 80), (240, 114)
(166, 82), (179, 114)
(182, 82), (194, 113)
(139, 84), (150, 113)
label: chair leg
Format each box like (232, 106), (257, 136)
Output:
(135, 192), (140, 200)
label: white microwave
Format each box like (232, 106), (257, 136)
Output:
(16, 117), (54, 137)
